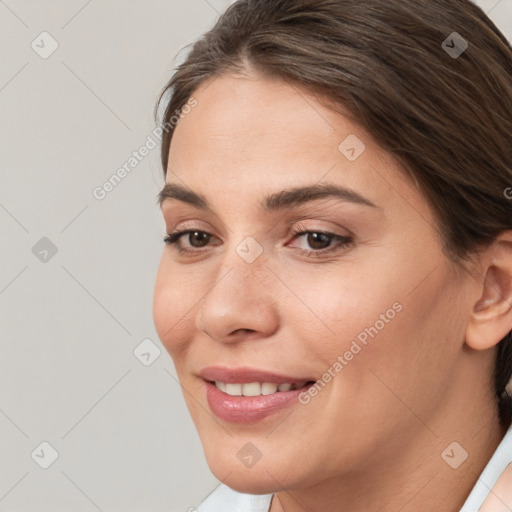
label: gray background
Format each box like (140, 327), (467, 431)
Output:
(0, 1), (511, 511)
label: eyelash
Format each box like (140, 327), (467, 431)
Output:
(163, 224), (354, 258)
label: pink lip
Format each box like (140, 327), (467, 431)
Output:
(199, 366), (315, 424)
(199, 366), (313, 384)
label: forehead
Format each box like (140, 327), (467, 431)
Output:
(165, 72), (428, 222)
(170, 72), (351, 163)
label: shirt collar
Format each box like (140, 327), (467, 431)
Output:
(460, 419), (512, 511)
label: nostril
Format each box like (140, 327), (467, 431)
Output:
(233, 328), (256, 335)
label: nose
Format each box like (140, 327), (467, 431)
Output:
(194, 247), (280, 344)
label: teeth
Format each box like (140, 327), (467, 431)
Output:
(261, 382), (278, 395)
(224, 383), (242, 396)
(242, 382), (261, 396)
(215, 381), (308, 396)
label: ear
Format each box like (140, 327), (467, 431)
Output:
(465, 231), (512, 351)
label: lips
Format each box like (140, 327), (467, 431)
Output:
(199, 366), (315, 384)
(199, 366), (316, 424)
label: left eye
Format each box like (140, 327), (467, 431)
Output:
(289, 230), (353, 254)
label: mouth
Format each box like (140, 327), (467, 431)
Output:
(211, 380), (314, 396)
(199, 366), (317, 424)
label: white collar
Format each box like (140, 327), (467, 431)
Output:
(461, 419), (512, 511)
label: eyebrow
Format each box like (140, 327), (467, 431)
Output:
(158, 182), (379, 211)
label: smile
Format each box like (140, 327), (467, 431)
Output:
(214, 381), (311, 396)
(199, 367), (316, 423)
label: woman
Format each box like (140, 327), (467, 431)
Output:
(152, 0), (512, 510)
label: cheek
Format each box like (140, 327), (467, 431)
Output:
(278, 263), (404, 357)
(152, 256), (202, 358)
(279, 256), (450, 401)
(336, 261), (465, 420)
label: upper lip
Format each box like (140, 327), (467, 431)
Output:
(199, 366), (315, 384)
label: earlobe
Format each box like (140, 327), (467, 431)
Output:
(465, 235), (512, 351)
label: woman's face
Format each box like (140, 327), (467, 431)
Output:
(153, 71), (481, 493)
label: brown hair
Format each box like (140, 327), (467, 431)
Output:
(154, 0), (512, 424)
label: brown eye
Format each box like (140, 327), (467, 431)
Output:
(306, 232), (332, 250)
(187, 231), (211, 247)
(163, 229), (216, 251)
(288, 228), (354, 257)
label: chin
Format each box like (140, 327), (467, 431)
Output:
(216, 467), (284, 495)
(204, 446), (306, 495)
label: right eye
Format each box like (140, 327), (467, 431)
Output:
(163, 229), (217, 253)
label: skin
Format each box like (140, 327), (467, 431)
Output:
(152, 69), (512, 512)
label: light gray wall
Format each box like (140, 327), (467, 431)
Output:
(1, 1), (511, 511)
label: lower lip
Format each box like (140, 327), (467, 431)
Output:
(205, 380), (312, 424)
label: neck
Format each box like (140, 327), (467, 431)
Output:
(270, 403), (509, 512)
